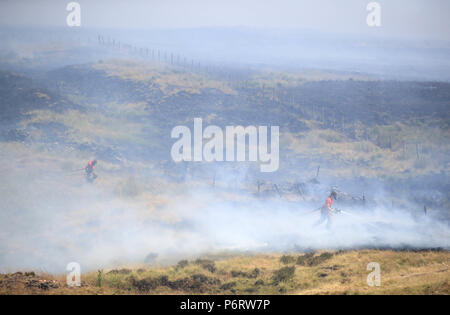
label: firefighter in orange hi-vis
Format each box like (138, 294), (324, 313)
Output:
(85, 159), (98, 182)
(314, 190), (338, 229)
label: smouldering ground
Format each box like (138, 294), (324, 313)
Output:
(1, 250), (448, 295)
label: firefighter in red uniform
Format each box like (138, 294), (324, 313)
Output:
(85, 159), (98, 182)
(314, 190), (337, 229)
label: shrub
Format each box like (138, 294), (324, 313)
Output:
(176, 260), (189, 270)
(272, 266), (295, 284)
(220, 282), (236, 290)
(297, 252), (334, 266)
(97, 270), (103, 287)
(107, 268), (132, 275)
(129, 275), (167, 292)
(296, 252), (314, 266)
(194, 259), (216, 273)
(230, 268), (260, 278)
(254, 279), (264, 286)
(280, 255), (296, 265)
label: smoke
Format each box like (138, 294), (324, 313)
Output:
(0, 156), (448, 274)
(0, 17), (449, 274)
(178, 185), (449, 251)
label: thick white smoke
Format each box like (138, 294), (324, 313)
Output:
(0, 160), (448, 274)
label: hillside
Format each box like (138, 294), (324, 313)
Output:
(1, 250), (448, 295)
(2, 60), (449, 178)
(0, 47), (449, 289)
(1, 0), (450, 298)
(1, 58), (449, 204)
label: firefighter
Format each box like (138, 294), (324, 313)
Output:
(314, 190), (337, 229)
(85, 159), (98, 182)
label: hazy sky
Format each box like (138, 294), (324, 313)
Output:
(0, 0), (449, 40)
